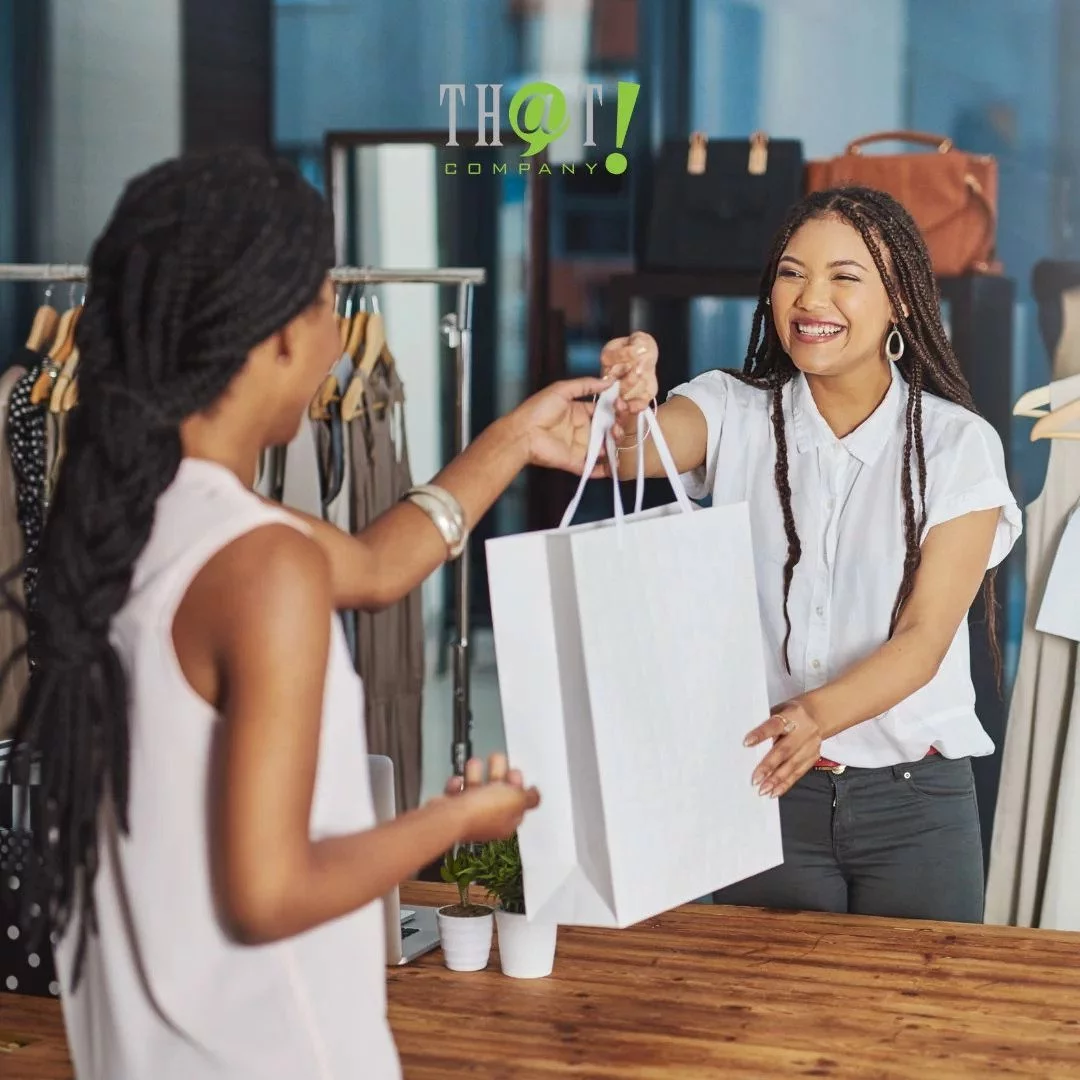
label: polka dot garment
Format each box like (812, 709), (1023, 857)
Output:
(1, 784), (60, 998)
(5, 349), (48, 628)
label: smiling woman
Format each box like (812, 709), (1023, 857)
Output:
(597, 185), (1022, 926)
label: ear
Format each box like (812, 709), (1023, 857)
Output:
(273, 321), (299, 365)
(895, 299), (910, 322)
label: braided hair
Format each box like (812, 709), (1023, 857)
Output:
(726, 186), (1000, 678)
(1, 148), (335, 983)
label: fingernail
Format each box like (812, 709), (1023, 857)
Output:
(635, 345), (648, 355)
(744, 736), (756, 748)
(751, 772), (761, 786)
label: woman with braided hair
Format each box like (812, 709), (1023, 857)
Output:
(601, 186), (1021, 923)
(1, 149), (634, 1079)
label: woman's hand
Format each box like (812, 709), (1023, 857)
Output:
(443, 753), (541, 843)
(511, 373), (628, 474)
(600, 331), (659, 436)
(744, 700), (824, 798)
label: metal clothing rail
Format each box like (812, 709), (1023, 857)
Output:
(0, 261), (486, 778)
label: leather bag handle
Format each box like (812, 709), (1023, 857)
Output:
(845, 130), (954, 155)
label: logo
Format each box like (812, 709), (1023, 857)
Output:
(439, 80), (640, 177)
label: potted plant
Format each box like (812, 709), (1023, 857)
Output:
(472, 835), (558, 979)
(436, 845), (493, 972)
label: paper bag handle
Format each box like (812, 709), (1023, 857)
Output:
(559, 382), (694, 530)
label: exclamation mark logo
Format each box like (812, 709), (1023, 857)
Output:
(605, 81), (640, 175)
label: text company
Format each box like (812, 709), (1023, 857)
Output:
(439, 80), (640, 175)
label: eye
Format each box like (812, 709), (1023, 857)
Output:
(834, 274), (860, 283)
(776, 268), (801, 279)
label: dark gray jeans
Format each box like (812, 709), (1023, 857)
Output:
(712, 754), (985, 923)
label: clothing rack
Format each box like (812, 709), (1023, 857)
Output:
(0, 262), (486, 778)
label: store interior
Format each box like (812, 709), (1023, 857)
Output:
(1, 2), (1079, 1070)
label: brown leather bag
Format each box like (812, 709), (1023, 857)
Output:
(804, 131), (1000, 276)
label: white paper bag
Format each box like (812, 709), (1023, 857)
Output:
(485, 383), (782, 928)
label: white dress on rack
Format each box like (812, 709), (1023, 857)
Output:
(54, 457), (400, 1080)
(985, 375), (1080, 929)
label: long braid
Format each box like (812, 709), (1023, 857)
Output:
(1, 149), (335, 984)
(721, 185), (1002, 682)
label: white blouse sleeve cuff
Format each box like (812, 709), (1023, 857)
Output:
(922, 478), (1023, 569)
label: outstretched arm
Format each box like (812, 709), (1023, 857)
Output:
(598, 332), (709, 481)
(745, 506), (1002, 797)
(274, 374), (616, 611)
(177, 524), (539, 945)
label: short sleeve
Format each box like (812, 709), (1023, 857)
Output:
(667, 371), (732, 500)
(922, 415), (1022, 569)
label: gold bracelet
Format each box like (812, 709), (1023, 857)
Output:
(614, 399), (658, 455)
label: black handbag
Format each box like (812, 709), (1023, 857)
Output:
(644, 132), (805, 274)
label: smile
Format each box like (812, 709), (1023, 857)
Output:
(793, 321), (845, 341)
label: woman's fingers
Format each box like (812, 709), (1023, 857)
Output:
(463, 756), (485, 788)
(759, 748), (819, 799)
(486, 752), (509, 784)
(744, 713), (791, 749)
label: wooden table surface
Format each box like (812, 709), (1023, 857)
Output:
(3, 882), (1080, 1078)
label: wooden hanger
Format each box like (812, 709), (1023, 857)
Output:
(25, 287), (60, 353)
(1013, 385), (1051, 418)
(30, 303), (82, 405)
(340, 313), (387, 421)
(345, 309), (369, 363)
(308, 310), (369, 421)
(51, 345), (81, 413)
(1031, 395), (1080, 441)
(357, 312), (386, 378)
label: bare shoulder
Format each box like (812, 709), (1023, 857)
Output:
(173, 524), (332, 703)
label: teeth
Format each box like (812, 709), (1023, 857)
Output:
(797, 323), (843, 337)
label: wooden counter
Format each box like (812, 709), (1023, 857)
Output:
(3, 882), (1080, 1078)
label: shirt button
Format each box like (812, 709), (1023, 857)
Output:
(812, 659), (821, 670)
(815, 606), (824, 617)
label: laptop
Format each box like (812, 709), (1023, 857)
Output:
(367, 754), (442, 966)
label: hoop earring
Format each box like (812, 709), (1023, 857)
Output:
(885, 325), (905, 363)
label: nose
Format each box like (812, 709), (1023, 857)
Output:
(795, 275), (830, 312)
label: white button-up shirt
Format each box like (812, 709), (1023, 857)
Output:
(670, 366), (1022, 768)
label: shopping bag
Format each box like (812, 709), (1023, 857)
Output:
(485, 384), (782, 928)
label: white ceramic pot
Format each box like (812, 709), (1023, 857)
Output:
(495, 909), (557, 979)
(436, 905), (493, 972)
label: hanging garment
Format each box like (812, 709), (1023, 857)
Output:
(280, 413), (324, 520)
(985, 434), (1080, 928)
(315, 352), (359, 659)
(0, 364), (30, 737)
(350, 364), (424, 813)
(5, 352), (47, 631)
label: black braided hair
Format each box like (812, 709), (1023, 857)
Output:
(1, 148), (335, 984)
(724, 186), (1000, 680)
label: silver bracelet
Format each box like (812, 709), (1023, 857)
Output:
(403, 484), (468, 560)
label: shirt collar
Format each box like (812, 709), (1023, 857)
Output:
(787, 365), (905, 466)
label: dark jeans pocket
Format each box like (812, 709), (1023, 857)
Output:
(896, 755), (975, 800)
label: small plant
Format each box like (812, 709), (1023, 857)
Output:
(473, 834), (525, 915)
(439, 845), (490, 917)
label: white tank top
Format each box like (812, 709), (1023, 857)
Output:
(54, 457), (401, 1080)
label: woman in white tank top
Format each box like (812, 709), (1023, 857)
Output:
(1, 149), (629, 1079)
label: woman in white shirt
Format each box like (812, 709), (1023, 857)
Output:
(601, 186), (1021, 923)
(1, 149), (627, 1079)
